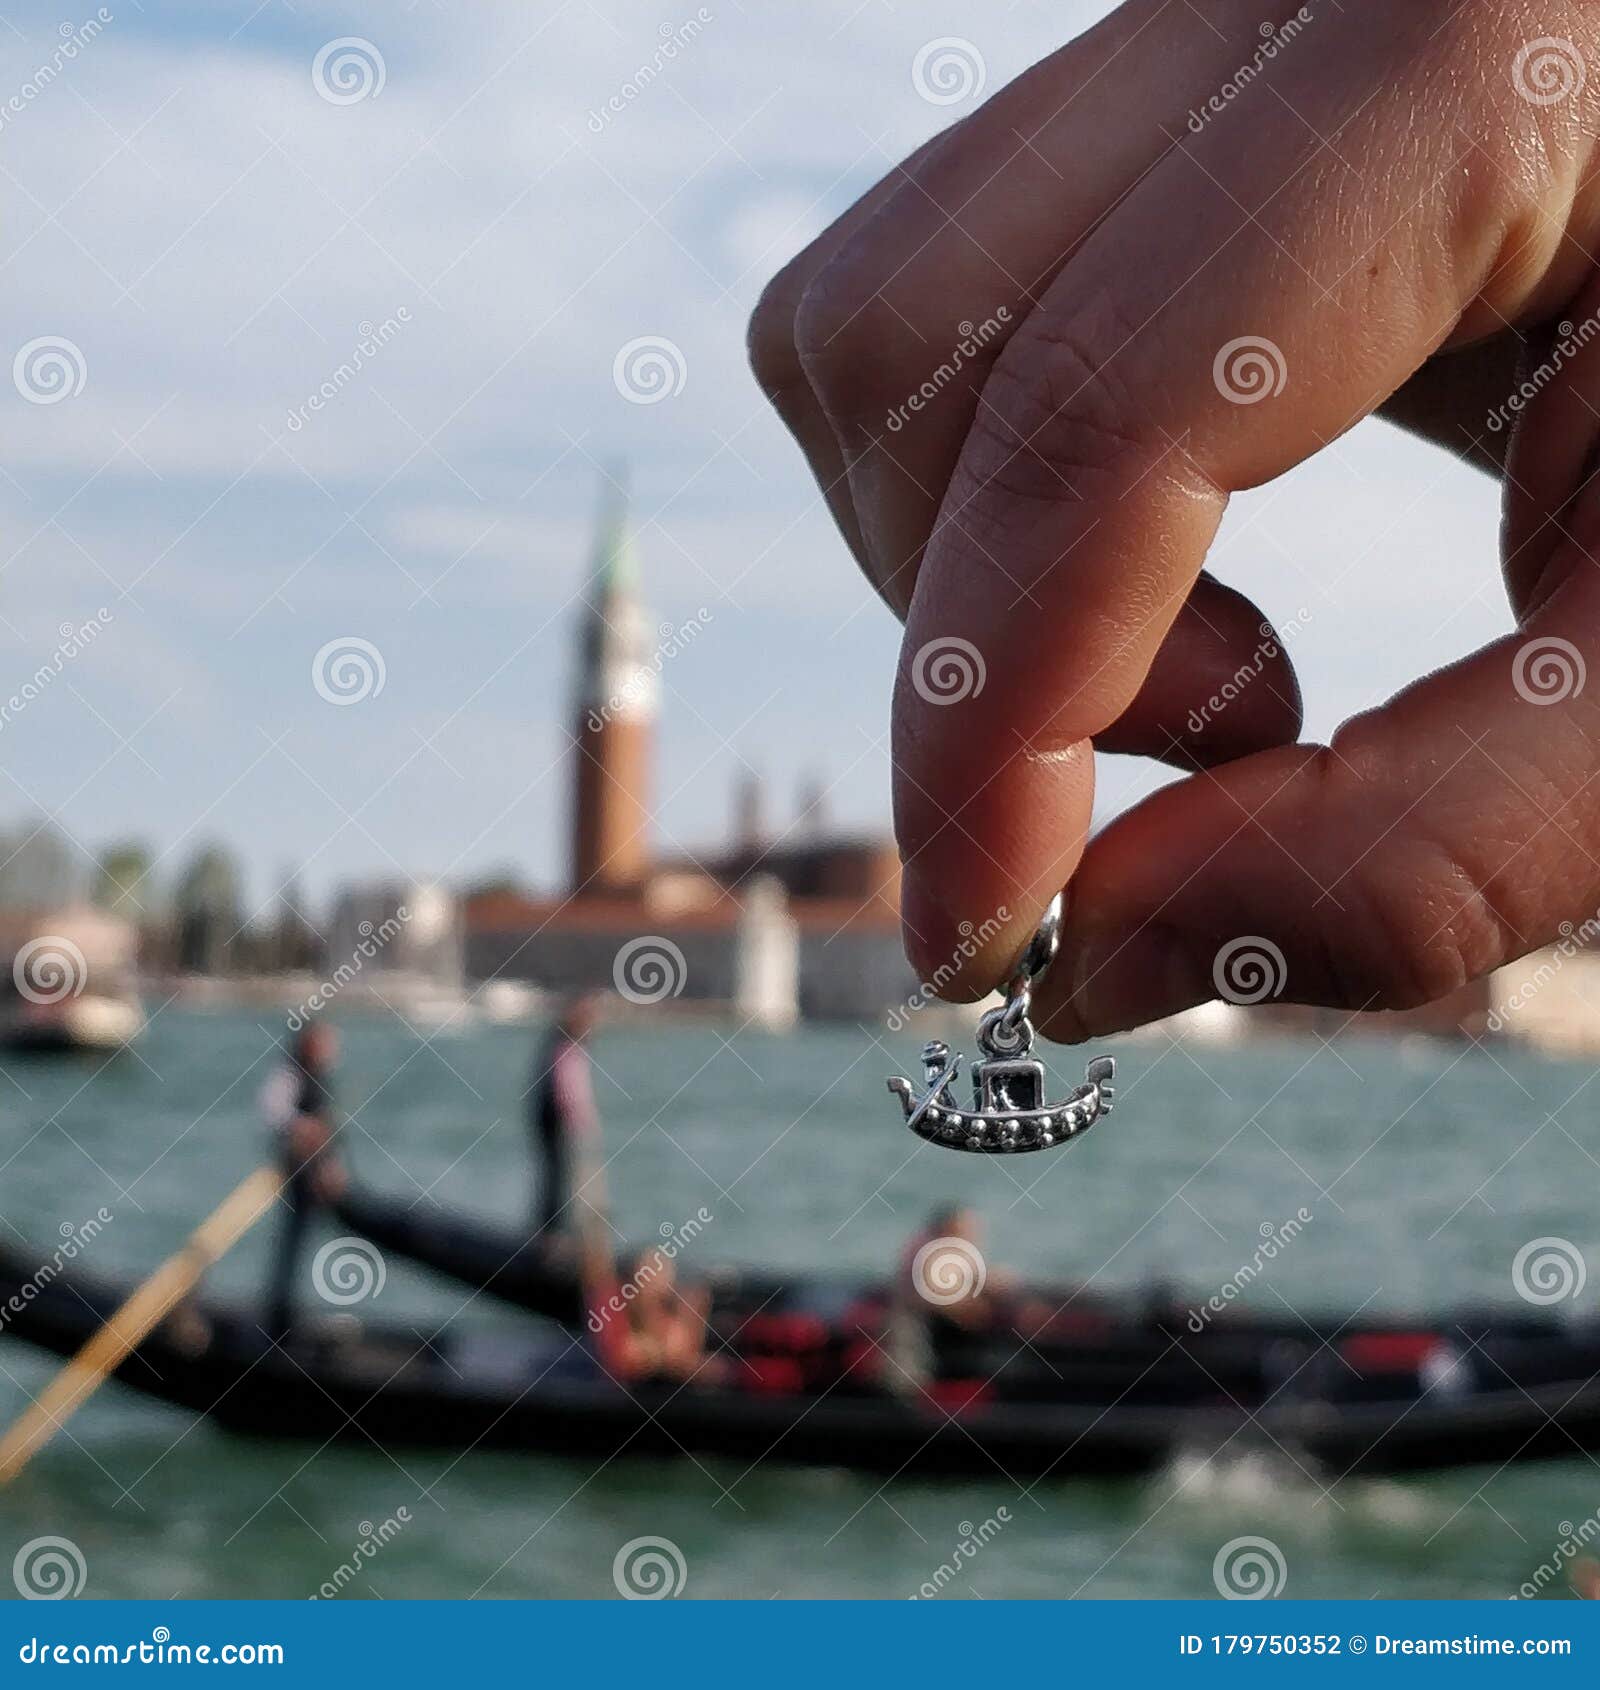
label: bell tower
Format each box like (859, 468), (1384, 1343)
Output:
(570, 472), (655, 894)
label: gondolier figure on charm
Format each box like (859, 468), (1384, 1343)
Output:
(887, 894), (1117, 1155)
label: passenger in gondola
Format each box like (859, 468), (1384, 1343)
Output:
(618, 1246), (723, 1383)
(583, 1238), (728, 1386)
(259, 1018), (345, 1345)
(885, 1203), (1009, 1395)
(526, 994), (601, 1245)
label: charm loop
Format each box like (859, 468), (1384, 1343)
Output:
(1006, 890), (1063, 1005)
(886, 892), (1116, 1155)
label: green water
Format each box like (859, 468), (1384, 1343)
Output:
(1, 1008), (1598, 1600)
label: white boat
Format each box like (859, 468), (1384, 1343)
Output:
(0, 906), (145, 1053)
(0, 984), (145, 1053)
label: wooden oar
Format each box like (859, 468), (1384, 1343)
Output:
(0, 1165), (282, 1484)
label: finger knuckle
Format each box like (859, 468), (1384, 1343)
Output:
(793, 261), (903, 416)
(747, 258), (815, 409)
(1310, 744), (1513, 1011)
(957, 306), (1181, 513)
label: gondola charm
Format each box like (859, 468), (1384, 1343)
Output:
(887, 893), (1115, 1155)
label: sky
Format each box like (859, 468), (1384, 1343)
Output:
(0, 0), (1510, 926)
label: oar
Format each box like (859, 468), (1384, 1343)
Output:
(0, 1165), (282, 1484)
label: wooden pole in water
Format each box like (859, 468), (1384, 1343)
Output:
(0, 1165), (283, 1484)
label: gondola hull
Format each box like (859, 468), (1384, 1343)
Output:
(5, 1242), (1600, 1479)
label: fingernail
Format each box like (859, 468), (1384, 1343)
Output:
(1065, 924), (1209, 1036)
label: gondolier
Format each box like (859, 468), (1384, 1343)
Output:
(260, 1020), (344, 1343)
(527, 995), (601, 1240)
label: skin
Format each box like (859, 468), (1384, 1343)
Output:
(623, 1249), (716, 1380)
(749, 0), (1600, 1038)
(555, 993), (601, 1045)
(290, 1022), (343, 1196)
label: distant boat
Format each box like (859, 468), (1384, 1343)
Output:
(0, 980), (145, 1053)
(0, 905), (145, 1053)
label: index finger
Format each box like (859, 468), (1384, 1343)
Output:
(894, 2), (1594, 989)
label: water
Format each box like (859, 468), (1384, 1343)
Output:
(1, 1008), (1598, 1600)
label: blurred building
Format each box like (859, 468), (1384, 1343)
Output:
(1144, 978), (1495, 1048)
(1482, 937), (1600, 1055)
(326, 880), (462, 984)
(173, 844), (242, 975)
(462, 477), (913, 1025)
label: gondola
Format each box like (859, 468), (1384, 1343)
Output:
(328, 1183), (1560, 1376)
(6, 1241), (1600, 1478)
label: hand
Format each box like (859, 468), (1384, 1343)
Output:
(287, 1113), (329, 1164)
(313, 1155), (347, 1201)
(751, 0), (1600, 1037)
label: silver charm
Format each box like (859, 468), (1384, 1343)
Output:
(887, 893), (1115, 1154)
